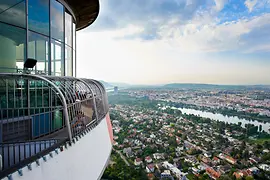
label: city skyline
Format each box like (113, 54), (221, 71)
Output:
(77, 0), (270, 85)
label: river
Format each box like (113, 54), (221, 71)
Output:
(170, 107), (270, 133)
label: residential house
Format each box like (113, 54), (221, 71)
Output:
(184, 156), (197, 165)
(161, 170), (173, 179)
(224, 154), (237, 165)
(147, 173), (155, 180)
(162, 161), (174, 169)
(212, 157), (220, 165)
(233, 170), (251, 179)
(233, 171), (243, 179)
(153, 153), (164, 160)
(134, 158), (143, 166)
(145, 156), (153, 163)
(123, 147), (133, 158)
(176, 136), (181, 144)
(249, 157), (260, 164)
(218, 165), (231, 174)
(176, 146), (184, 152)
(146, 164), (155, 173)
(192, 167), (200, 176)
(204, 152), (212, 158)
(248, 167), (260, 175)
(259, 164), (270, 172)
(206, 167), (221, 180)
(171, 167), (184, 179)
(201, 156), (212, 165)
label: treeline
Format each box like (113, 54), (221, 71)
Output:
(102, 151), (148, 180)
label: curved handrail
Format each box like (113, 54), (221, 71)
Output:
(0, 73), (110, 178)
(0, 73), (109, 142)
(0, 73), (72, 141)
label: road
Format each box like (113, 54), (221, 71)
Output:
(113, 148), (130, 166)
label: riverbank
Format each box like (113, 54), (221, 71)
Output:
(166, 101), (270, 123)
(161, 106), (270, 133)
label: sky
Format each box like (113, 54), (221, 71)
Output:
(77, 0), (270, 85)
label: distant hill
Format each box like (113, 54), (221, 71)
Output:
(109, 82), (131, 88)
(99, 80), (113, 88)
(163, 83), (270, 90)
(164, 83), (220, 89)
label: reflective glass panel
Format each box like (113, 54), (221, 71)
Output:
(65, 12), (72, 46)
(51, 39), (64, 76)
(28, 31), (49, 74)
(28, 0), (49, 36)
(0, 0), (26, 28)
(65, 45), (72, 76)
(51, 0), (64, 42)
(0, 22), (26, 72)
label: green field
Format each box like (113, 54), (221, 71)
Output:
(248, 138), (270, 145)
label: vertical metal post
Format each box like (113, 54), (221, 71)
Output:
(93, 80), (106, 117)
(63, 11), (66, 76)
(48, 0), (52, 75)
(25, 0), (29, 62)
(78, 79), (99, 121)
(1, 74), (74, 141)
(28, 75), (72, 141)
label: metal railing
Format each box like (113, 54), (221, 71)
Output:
(0, 139), (58, 171)
(0, 73), (110, 178)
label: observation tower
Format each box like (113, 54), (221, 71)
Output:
(0, 0), (113, 179)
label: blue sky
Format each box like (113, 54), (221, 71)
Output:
(77, 0), (270, 85)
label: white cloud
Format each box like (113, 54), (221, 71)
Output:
(77, 11), (270, 84)
(76, 0), (270, 84)
(156, 13), (270, 53)
(245, 0), (258, 12)
(213, 0), (228, 11)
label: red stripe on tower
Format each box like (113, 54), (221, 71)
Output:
(106, 113), (114, 144)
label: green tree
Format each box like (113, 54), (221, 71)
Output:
(263, 140), (270, 149)
(169, 157), (174, 164)
(238, 122), (242, 126)
(245, 176), (254, 180)
(219, 175), (232, 180)
(243, 150), (249, 160)
(259, 124), (262, 132)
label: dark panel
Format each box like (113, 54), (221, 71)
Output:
(63, 0), (99, 30)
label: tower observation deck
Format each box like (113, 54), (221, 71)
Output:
(0, 0), (113, 179)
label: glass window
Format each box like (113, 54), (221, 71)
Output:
(28, 31), (49, 74)
(28, 0), (49, 36)
(0, 22), (26, 72)
(51, 39), (64, 76)
(65, 12), (72, 46)
(0, 0), (26, 28)
(65, 45), (72, 76)
(51, 0), (64, 42)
